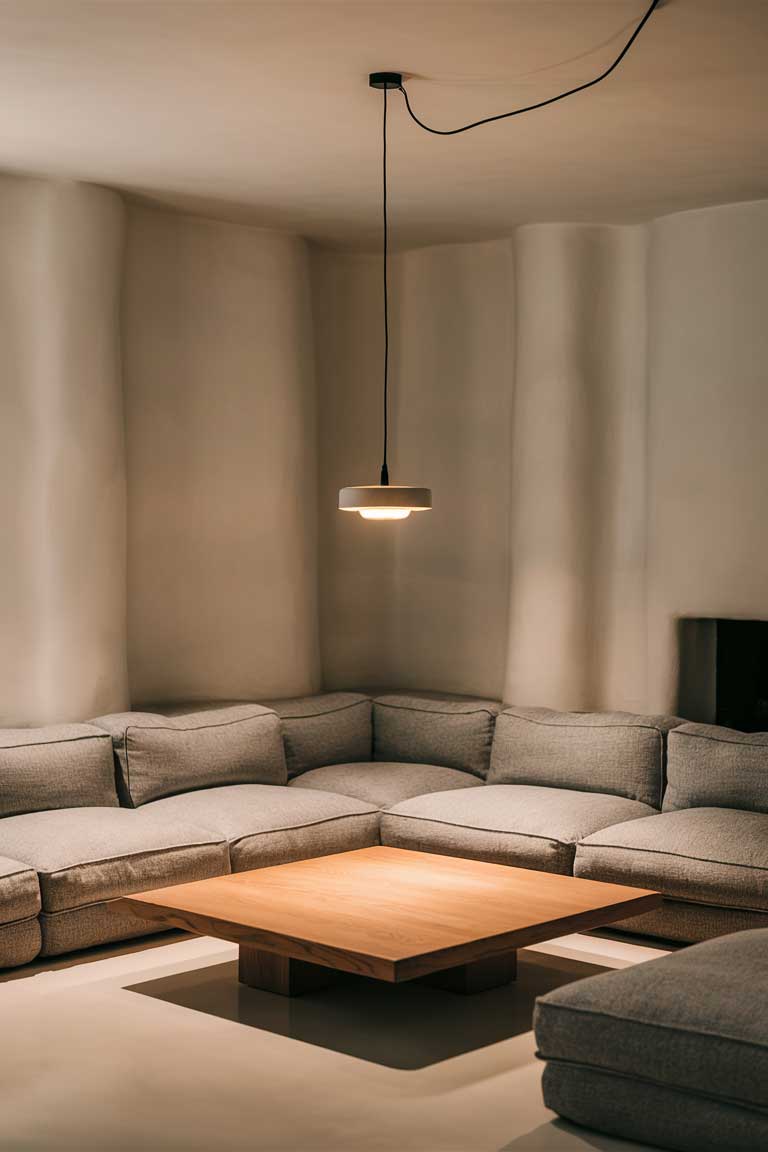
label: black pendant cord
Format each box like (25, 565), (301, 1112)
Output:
(372, 0), (658, 489)
(397, 0), (660, 136)
(381, 83), (390, 487)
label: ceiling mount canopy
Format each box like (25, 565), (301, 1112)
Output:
(368, 72), (403, 91)
(339, 0), (660, 523)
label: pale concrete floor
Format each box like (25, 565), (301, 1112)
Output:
(0, 931), (670, 1152)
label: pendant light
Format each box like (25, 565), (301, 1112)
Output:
(338, 73), (432, 522)
(339, 1), (660, 521)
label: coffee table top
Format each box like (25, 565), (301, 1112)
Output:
(118, 847), (661, 982)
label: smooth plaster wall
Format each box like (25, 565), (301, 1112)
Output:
(389, 241), (515, 699)
(505, 224), (648, 712)
(313, 253), (398, 689)
(2, 173), (765, 721)
(123, 209), (320, 703)
(315, 227), (648, 707)
(645, 200), (768, 712)
(315, 201), (768, 714)
(0, 177), (128, 725)
(314, 241), (515, 696)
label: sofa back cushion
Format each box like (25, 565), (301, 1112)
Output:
(262, 693), (372, 778)
(92, 704), (286, 807)
(664, 722), (768, 813)
(489, 708), (681, 808)
(373, 693), (501, 778)
(0, 724), (117, 818)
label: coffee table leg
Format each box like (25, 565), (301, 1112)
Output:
(238, 945), (333, 996)
(423, 949), (518, 994)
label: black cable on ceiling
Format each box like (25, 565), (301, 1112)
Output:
(397, 0), (661, 136)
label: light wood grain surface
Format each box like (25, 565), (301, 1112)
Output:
(115, 846), (661, 982)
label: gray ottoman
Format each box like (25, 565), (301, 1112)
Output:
(534, 928), (768, 1152)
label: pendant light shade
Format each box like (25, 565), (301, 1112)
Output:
(339, 484), (432, 520)
(338, 73), (432, 524)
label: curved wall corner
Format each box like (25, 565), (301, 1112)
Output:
(313, 201), (768, 715)
(389, 240), (515, 699)
(314, 240), (516, 699)
(646, 200), (768, 713)
(314, 227), (649, 708)
(313, 250), (401, 691)
(503, 224), (648, 711)
(0, 177), (128, 725)
(123, 210), (320, 704)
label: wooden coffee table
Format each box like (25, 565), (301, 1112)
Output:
(117, 846), (661, 996)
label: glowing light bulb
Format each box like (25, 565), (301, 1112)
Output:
(358, 508), (411, 520)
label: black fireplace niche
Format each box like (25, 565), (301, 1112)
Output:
(677, 618), (768, 731)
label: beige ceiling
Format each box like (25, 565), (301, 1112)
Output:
(0, 0), (766, 249)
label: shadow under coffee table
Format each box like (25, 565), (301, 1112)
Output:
(116, 846), (661, 996)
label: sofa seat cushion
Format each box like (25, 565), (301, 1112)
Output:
(142, 785), (380, 871)
(489, 708), (681, 808)
(575, 808), (768, 912)
(0, 857), (43, 967)
(534, 928), (768, 1150)
(92, 705), (286, 806)
(598, 899), (768, 946)
(262, 693), (372, 778)
(289, 761), (484, 808)
(0, 808), (229, 913)
(0, 854), (41, 924)
(0, 724), (117, 817)
(381, 785), (654, 874)
(373, 693), (501, 779)
(39, 902), (169, 958)
(0, 918), (41, 968)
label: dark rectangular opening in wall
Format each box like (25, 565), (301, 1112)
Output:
(677, 618), (768, 731)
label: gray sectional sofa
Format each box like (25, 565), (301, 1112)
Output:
(0, 690), (766, 969)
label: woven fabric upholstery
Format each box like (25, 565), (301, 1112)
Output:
(608, 898), (768, 944)
(0, 917), (41, 968)
(262, 693), (372, 778)
(574, 808), (768, 911)
(535, 929), (768, 1151)
(664, 722), (768, 813)
(0, 854), (41, 923)
(0, 724), (117, 817)
(92, 705), (286, 806)
(0, 854), (43, 967)
(373, 693), (501, 778)
(230, 810), (379, 871)
(381, 784), (653, 874)
(40, 903), (169, 957)
(0, 807), (229, 912)
(143, 784), (380, 872)
(290, 761), (483, 808)
(540, 1064), (767, 1152)
(489, 707), (681, 808)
